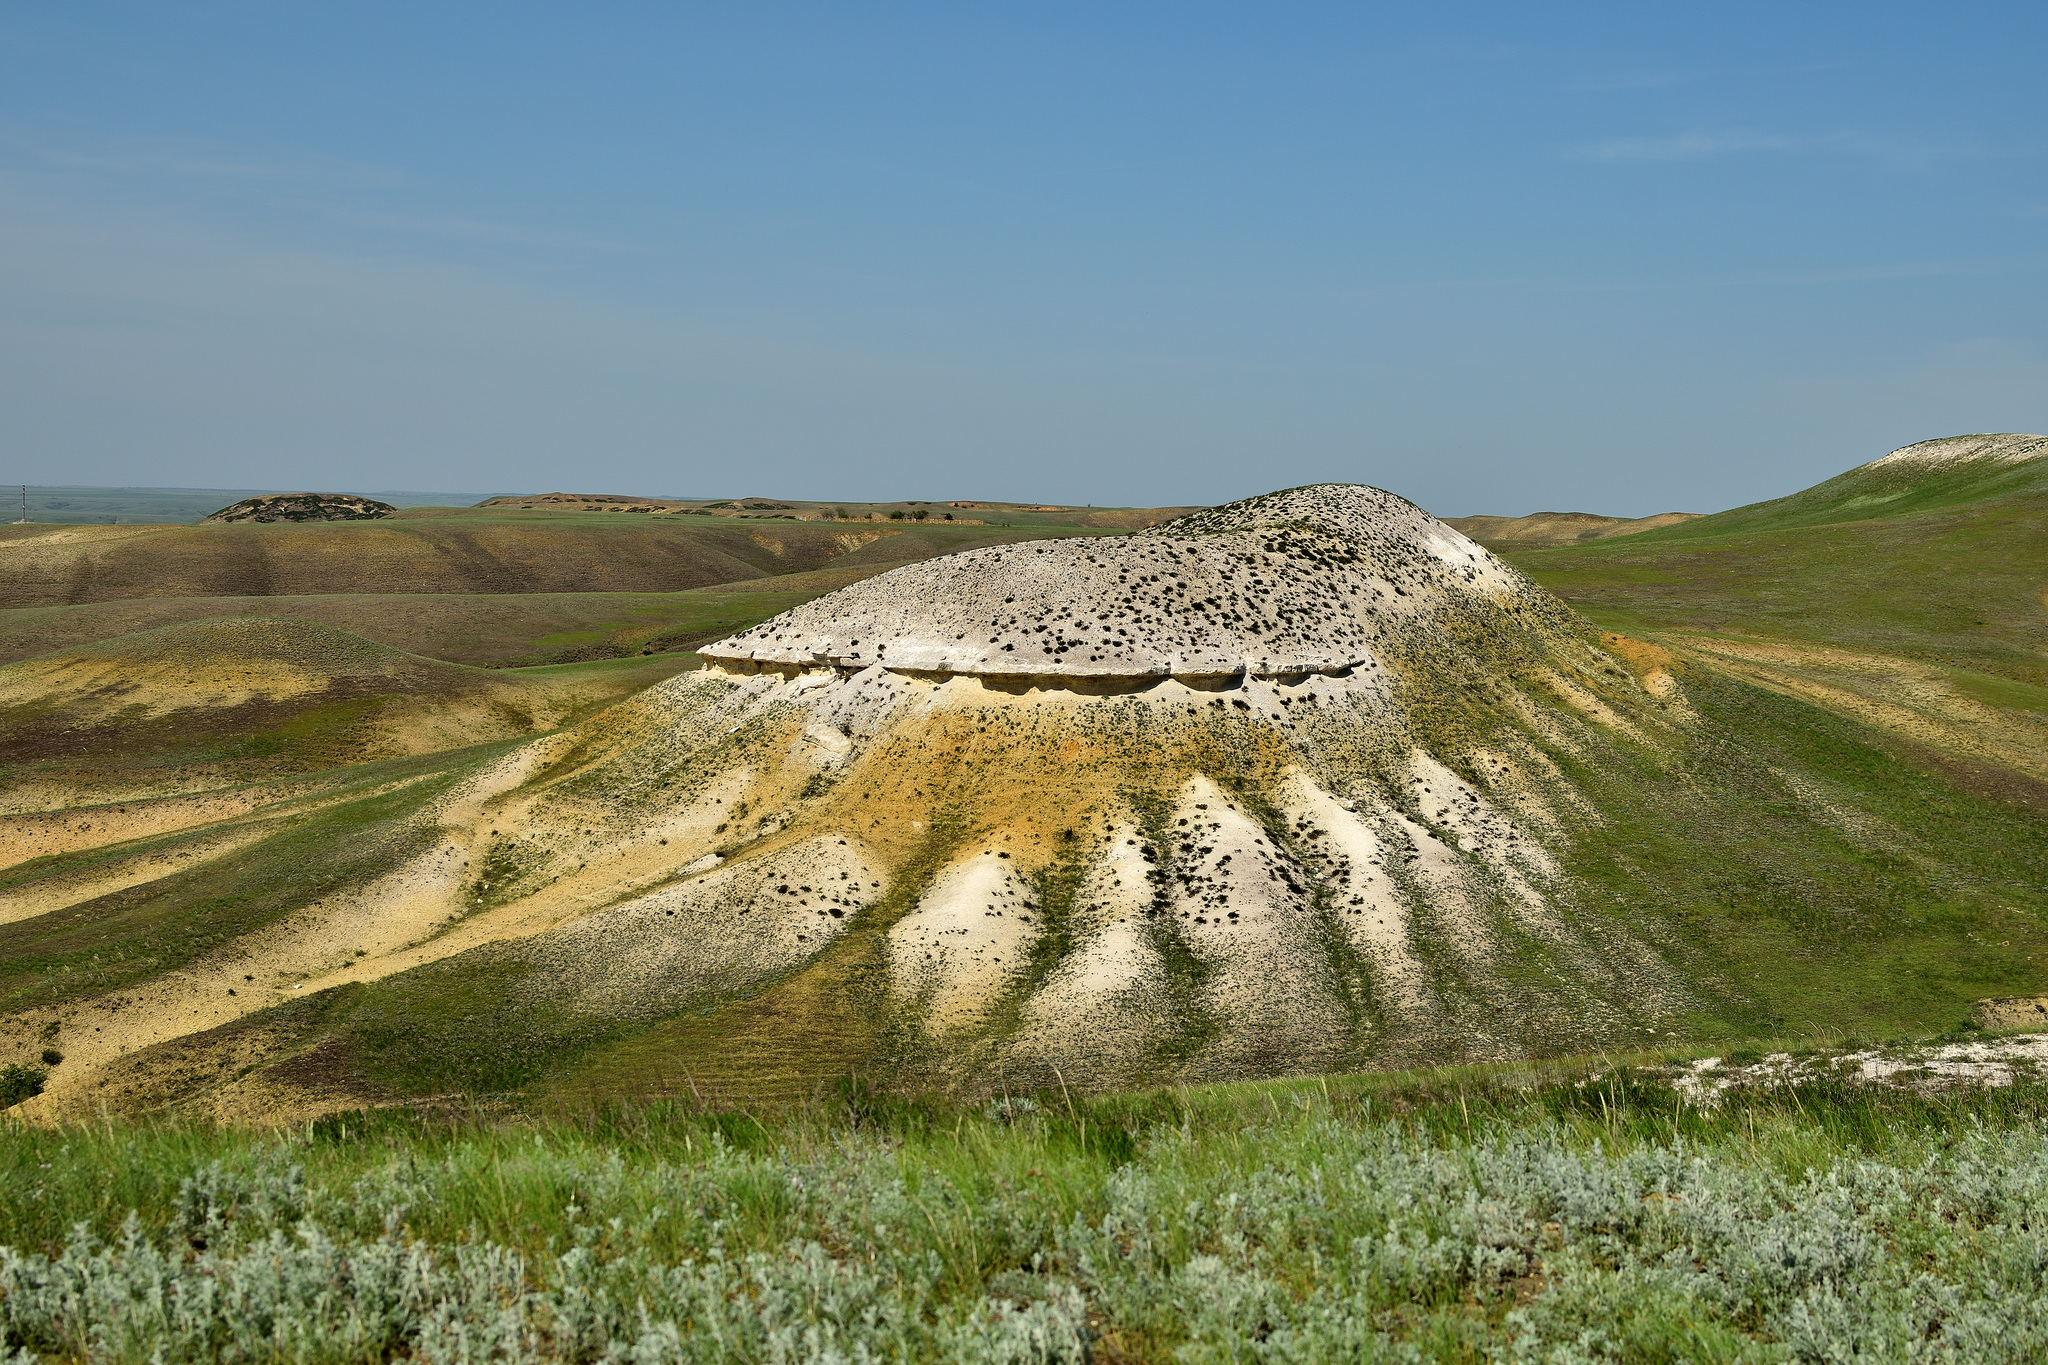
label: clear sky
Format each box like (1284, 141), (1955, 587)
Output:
(2, 3), (2042, 515)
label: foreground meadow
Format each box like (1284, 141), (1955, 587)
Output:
(2, 1062), (2045, 1363)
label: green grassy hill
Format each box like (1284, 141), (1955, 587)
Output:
(1504, 434), (2048, 687)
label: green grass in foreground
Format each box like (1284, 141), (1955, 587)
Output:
(3, 1069), (2046, 1362)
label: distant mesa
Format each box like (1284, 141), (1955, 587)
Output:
(201, 493), (396, 524)
(475, 492), (690, 513)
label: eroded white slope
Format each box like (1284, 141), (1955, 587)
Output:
(1010, 824), (1171, 1080)
(541, 836), (885, 1018)
(1155, 777), (1349, 1070)
(890, 851), (1043, 1032)
(1278, 773), (1434, 1018)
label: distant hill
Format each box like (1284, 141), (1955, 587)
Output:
(1501, 433), (2048, 824)
(6, 487), (487, 525)
(202, 493), (397, 524)
(1444, 510), (1700, 548)
(1618, 432), (2048, 540)
(474, 491), (1203, 530)
(0, 517), (984, 607)
(0, 503), (1156, 675)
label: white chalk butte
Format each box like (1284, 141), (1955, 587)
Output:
(1865, 433), (2047, 471)
(699, 483), (1544, 682)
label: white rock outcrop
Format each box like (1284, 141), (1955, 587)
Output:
(1865, 433), (2047, 470)
(699, 484), (1544, 683)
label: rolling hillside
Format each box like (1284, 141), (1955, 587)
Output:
(0, 508), (1149, 669)
(0, 515), (913, 606)
(1504, 434), (2048, 674)
(6, 481), (2041, 1123)
(1445, 510), (1700, 548)
(0, 618), (677, 809)
(1502, 434), (2048, 815)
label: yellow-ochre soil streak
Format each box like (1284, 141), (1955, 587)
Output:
(11, 743), (757, 1115)
(0, 782), (319, 870)
(0, 823), (278, 927)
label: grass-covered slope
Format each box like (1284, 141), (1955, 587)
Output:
(1644, 432), (2048, 539)
(1505, 434), (2048, 686)
(1445, 510), (1701, 548)
(0, 572), (894, 669)
(0, 618), (681, 813)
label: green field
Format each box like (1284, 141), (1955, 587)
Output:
(3, 1064), (2046, 1362)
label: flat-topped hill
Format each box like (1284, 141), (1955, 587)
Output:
(202, 493), (396, 523)
(704, 484), (1562, 682)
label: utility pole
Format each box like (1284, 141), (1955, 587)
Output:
(14, 485), (24, 524)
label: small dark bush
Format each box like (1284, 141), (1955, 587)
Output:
(0, 1064), (47, 1107)
(39, 1048), (62, 1067)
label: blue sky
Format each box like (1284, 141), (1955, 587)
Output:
(1, 3), (2041, 514)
